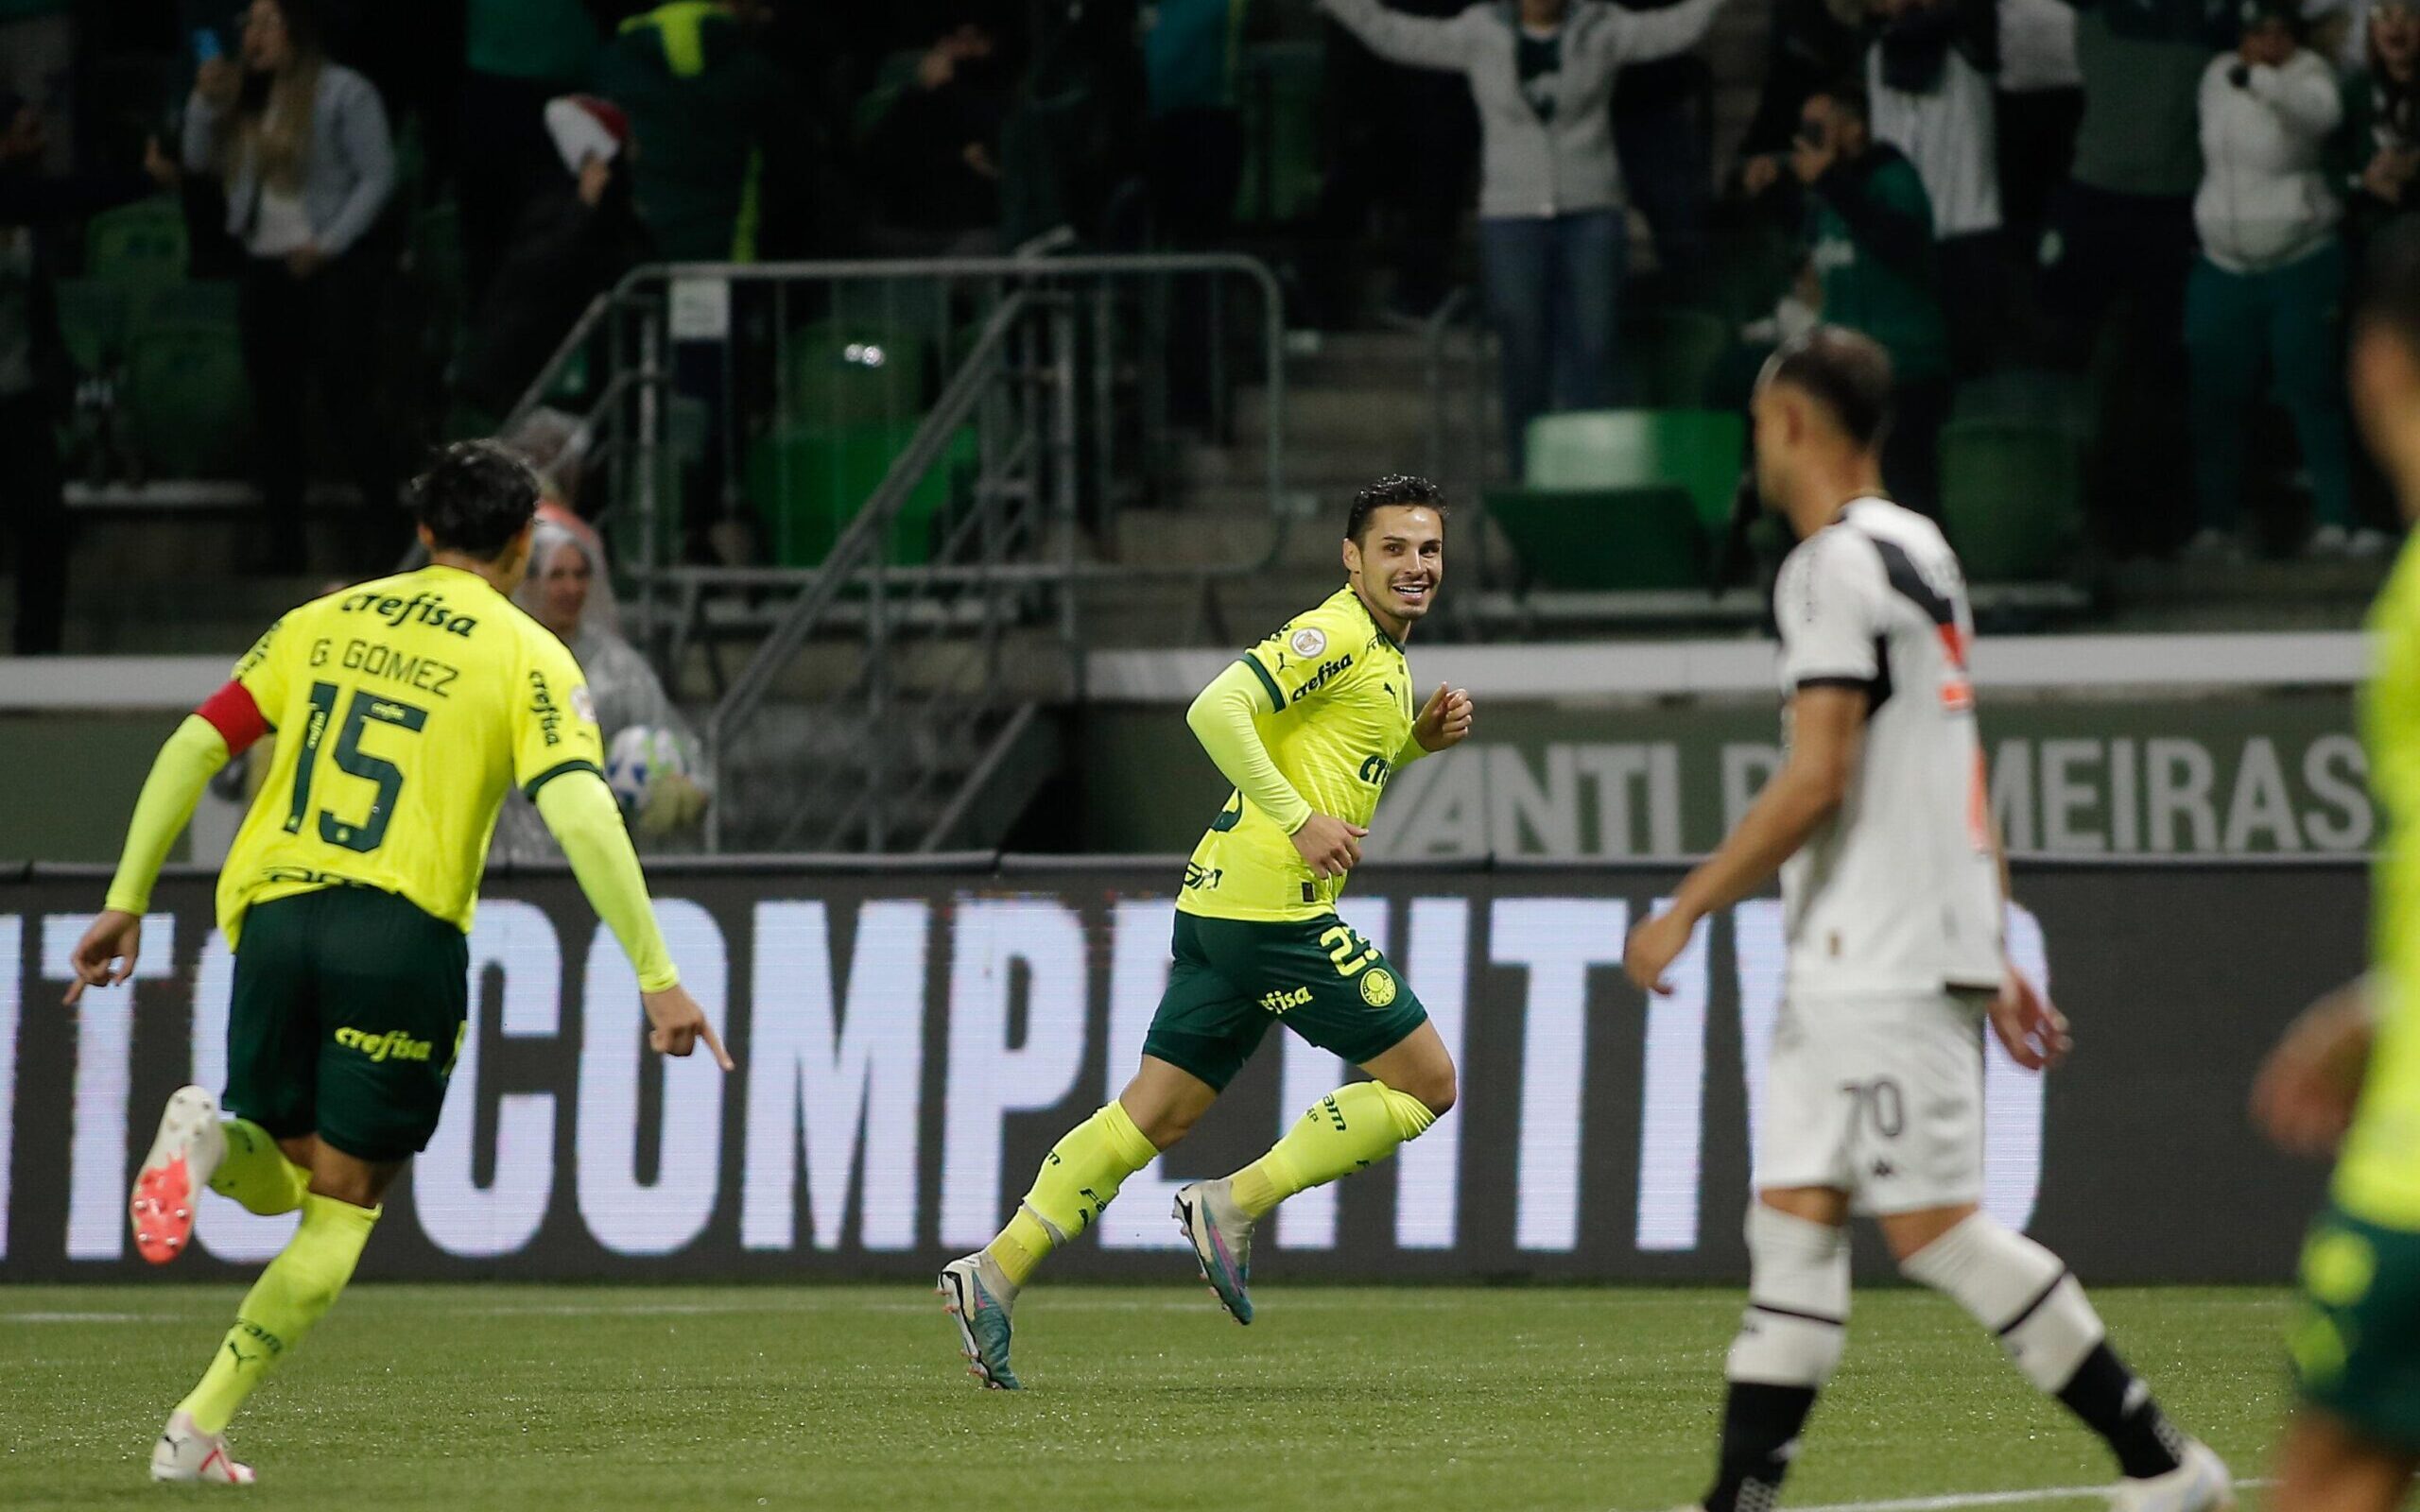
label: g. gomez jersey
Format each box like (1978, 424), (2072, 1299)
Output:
(1180, 586), (1417, 923)
(215, 564), (606, 946)
(1773, 496), (2003, 996)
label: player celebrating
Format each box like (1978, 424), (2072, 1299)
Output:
(939, 473), (1473, 1389)
(2254, 221), (2420, 1512)
(66, 441), (730, 1486)
(1623, 329), (2229, 1512)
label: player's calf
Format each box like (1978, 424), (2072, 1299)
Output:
(1898, 1211), (2222, 1496)
(1700, 1204), (1851, 1512)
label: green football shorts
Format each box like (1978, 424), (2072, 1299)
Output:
(1141, 910), (1430, 1091)
(2291, 1202), (2420, 1452)
(223, 885), (470, 1164)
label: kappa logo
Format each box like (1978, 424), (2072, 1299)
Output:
(1359, 969), (1398, 1007)
(1289, 626), (1327, 659)
(1259, 985), (1314, 1015)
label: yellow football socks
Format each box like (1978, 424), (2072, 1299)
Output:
(177, 1194), (379, 1434)
(984, 1101), (1159, 1287)
(1229, 1081), (1438, 1219)
(208, 1119), (309, 1217)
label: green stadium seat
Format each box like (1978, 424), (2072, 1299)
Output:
(130, 280), (239, 335)
(1623, 308), (1734, 409)
(1525, 408), (1746, 531)
(746, 420), (977, 569)
(1483, 483), (1706, 590)
(52, 278), (128, 375)
(84, 198), (188, 284)
(782, 320), (930, 428)
(1952, 369), (2092, 438)
(1938, 418), (2084, 581)
(124, 320), (251, 476)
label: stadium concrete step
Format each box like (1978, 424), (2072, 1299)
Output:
(1281, 329), (1440, 393)
(1233, 386), (1436, 452)
(1106, 511), (1346, 573)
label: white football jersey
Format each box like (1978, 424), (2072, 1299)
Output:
(1772, 496), (2005, 996)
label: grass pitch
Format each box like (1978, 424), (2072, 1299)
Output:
(0, 1284), (2289, 1512)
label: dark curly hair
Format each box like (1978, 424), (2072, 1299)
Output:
(410, 439), (540, 559)
(1345, 473), (1448, 543)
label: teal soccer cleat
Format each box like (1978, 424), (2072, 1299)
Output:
(937, 1253), (1023, 1390)
(1174, 1178), (1256, 1326)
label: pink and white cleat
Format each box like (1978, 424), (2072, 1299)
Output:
(148, 1410), (255, 1485)
(130, 1086), (225, 1265)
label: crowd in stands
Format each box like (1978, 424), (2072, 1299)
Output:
(7, 0), (2420, 651)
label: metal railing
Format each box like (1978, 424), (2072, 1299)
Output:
(500, 251), (1291, 852)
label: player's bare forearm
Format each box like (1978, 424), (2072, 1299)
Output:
(1671, 687), (1864, 922)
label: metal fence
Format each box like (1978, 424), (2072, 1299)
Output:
(501, 252), (1292, 853)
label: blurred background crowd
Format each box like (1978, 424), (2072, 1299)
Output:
(2, 0), (2411, 655)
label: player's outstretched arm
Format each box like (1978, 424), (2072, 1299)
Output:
(66, 713), (234, 1005)
(534, 769), (733, 1070)
(1623, 685), (1866, 994)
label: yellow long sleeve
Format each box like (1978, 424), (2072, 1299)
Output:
(534, 769), (680, 992)
(1185, 660), (1312, 834)
(105, 714), (231, 915)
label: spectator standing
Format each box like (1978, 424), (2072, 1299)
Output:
(182, 0), (398, 576)
(595, 0), (788, 262)
(0, 94), (167, 655)
(490, 520), (706, 864)
(2042, 0), (2236, 556)
(1737, 0), (1868, 160)
(2187, 0), (2367, 558)
(1615, 0), (1717, 278)
(852, 20), (1014, 255)
(1146, 0), (1253, 423)
(1752, 83), (1953, 511)
(1863, 0), (2007, 372)
(1318, 0), (1737, 476)
(0, 0), (72, 173)
(458, 0), (604, 307)
(1996, 0), (2083, 239)
(452, 95), (650, 427)
(2338, 0), (2420, 247)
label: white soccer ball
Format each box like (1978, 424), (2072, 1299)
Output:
(604, 724), (689, 817)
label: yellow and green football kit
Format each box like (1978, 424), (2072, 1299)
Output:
(984, 586), (1448, 1298)
(2296, 534), (2420, 1448)
(98, 561), (685, 1438)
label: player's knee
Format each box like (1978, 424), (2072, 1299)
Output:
(1899, 1212), (2105, 1392)
(1407, 1060), (1457, 1118)
(1128, 1102), (1200, 1151)
(1732, 1203), (1852, 1386)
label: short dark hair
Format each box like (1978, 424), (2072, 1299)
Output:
(1765, 325), (1895, 449)
(2359, 215), (2420, 353)
(1345, 473), (1447, 543)
(1806, 79), (1869, 126)
(410, 439), (540, 559)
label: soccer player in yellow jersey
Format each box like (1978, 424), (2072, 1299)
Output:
(2256, 222), (2420, 1512)
(63, 442), (730, 1486)
(939, 474), (1474, 1388)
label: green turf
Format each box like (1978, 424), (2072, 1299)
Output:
(0, 1284), (2290, 1512)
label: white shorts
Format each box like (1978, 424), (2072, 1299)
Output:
(1755, 988), (1992, 1215)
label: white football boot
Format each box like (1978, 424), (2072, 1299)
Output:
(2109, 1439), (2234, 1512)
(148, 1410), (255, 1485)
(130, 1086), (226, 1265)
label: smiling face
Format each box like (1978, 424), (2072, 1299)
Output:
(1343, 505), (1446, 629)
(532, 539), (593, 640)
(2377, 1), (2420, 72)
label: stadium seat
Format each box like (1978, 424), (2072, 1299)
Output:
(1483, 483), (1706, 590)
(1623, 308), (1733, 409)
(83, 198), (188, 284)
(52, 278), (128, 376)
(1952, 369), (2092, 438)
(746, 420), (977, 569)
(124, 320), (251, 476)
(1526, 408), (1746, 531)
(783, 320), (931, 428)
(1938, 418), (2084, 581)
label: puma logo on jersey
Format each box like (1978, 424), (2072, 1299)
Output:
(339, 589), (479, 637)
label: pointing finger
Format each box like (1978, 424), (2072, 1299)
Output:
(700, 1017), (735, 1073)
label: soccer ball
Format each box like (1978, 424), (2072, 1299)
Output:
(604, 725), (689, 817)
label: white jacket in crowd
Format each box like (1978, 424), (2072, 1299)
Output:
(2194, 48), (2344, 272)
